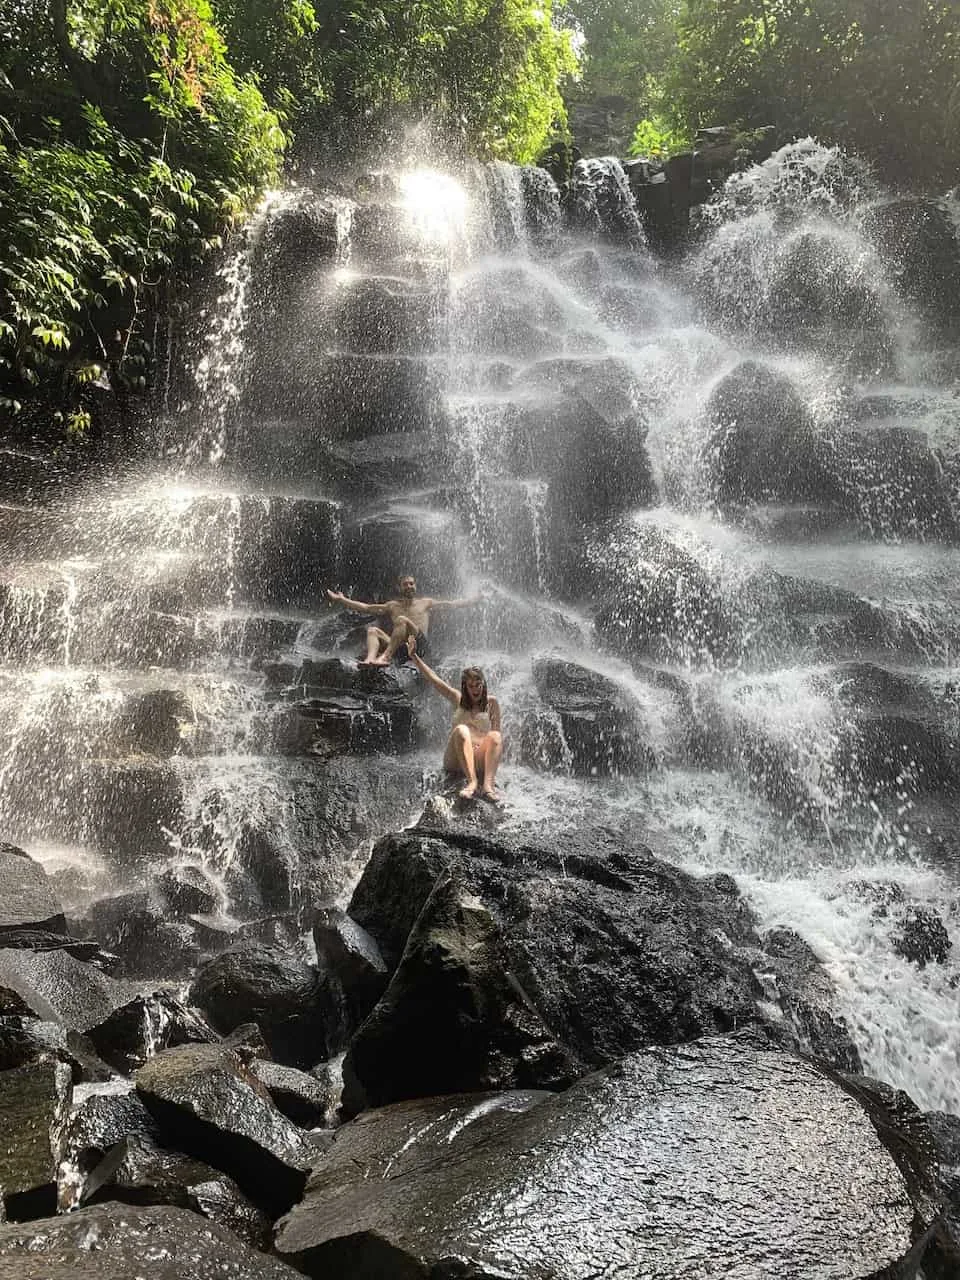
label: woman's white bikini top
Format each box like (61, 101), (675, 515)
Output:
(452, 704), (492, 735)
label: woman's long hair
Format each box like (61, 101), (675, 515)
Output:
(460, 666), (488, 712)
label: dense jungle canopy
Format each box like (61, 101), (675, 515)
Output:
(2, 0), (960, 423)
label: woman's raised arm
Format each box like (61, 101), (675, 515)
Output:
(407, 637), (460, 705)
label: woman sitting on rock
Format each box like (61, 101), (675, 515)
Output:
(407, 636), (503, 802)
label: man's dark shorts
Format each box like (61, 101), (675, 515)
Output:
(402, 630), (430, 664)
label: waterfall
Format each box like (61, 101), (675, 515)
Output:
(2, 142), (960, 1118)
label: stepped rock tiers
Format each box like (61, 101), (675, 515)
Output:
(0, 146), (959, 1273)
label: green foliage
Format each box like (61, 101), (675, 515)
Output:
(312, 0), (577, 162)
(562, 0), (677, 112)
(0, 0), (283, 420)
(628, 113), (688, 159)
(666, 0), (960, 185)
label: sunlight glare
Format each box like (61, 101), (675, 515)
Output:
(398, 169), (469, 247)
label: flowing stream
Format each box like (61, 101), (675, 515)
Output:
(1, 142), (959, 1114)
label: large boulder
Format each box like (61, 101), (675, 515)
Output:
(82, 1134), (271, 1249)
(343, 875), (577, 1113)
(59, 1080), (161, 1209)
(0, 1202), (304, 1279)
(519, 657), (660, 777)
(188, 945), (331, 1068)
(0, 1059), (72, 1220)
(862, 197), (960, 335)
(343, 827), (766, 1108)
(0, 843), (65, 934)
(0, 948), (121, 1030)
(278, 1035), (942, 1279)
(135, 1042), (312, 1215)
(703, 361), (826, 506)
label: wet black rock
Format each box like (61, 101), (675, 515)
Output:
(273, 688), (417, 756)
(591, 519), (731, 664)
(256, 190), (346, 280)
(0, 1202), (304, 1278)
(82, 757), (183, 862)
(216, 755), (426, 912)
(704, 361), (826, 506)
(0, 842), (65, 934)
(863, 197), (960, 335)
(312, 906), (389, 1037)
(0, 1059), (72, 1220)
(344, 827), (765, 1107)
(547, 411), (654, 534)
(76, 891), (201, 978)
(520, 657), (658, 777)
(0, 927), (114, 964)
(135, 1042), (312, 1215)
(59, 1080), (161, 1208)
(825, 425), (960, 542)
(343, 875), (577, 1113)
(189, 944), (330, 1068)
(278, 1035), (941, 1279)
(122, 689), (196, 756)
(87, 991), (219, 1075)
(251, 1059), (328, 1128)
(892, 905), (952, 968)
(0, 1016), (113, 1082)
(82, 1134), (271, 1249)
(0, 947), (120, 1029)
(154, 865), (220, 917)
(924, 1111), (960, 1278)
(340, 505), (461, 601)
(758, 928), (862, 1072)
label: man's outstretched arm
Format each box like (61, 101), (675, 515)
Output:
(327, 589), (385, 615)
(428, 593), (483, 610)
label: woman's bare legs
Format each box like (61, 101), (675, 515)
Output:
(444, 724), (478, 798)
(477, 731), (503, 799)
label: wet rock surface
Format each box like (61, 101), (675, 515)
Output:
(758, 928), (862, 1072)
(279, 1035), (940, 1279)
(0, 947), (122, 1029)
(82, 1133), (271, 1249)
(189, 944), (330, 1067)
(135, 1042), (312, 1214)
(343, 874), (577, 1112)
(0, 1202), (304, 1278)
(924, 1111), (960, 1277)
(520, 657), (658, 776)
(0, 1016), (113, 1082)
(0, 843), (65, 934)
(344, 827), (770, 1105)
(59, 1081), (162, 1207)
(0, 1059), (72, 1220)
(87, 991), (219, 1075)
(311, 906), (388, 1039)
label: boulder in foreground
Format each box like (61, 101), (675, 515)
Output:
(278, 1035), (941, 1279)
(0, 1202), (303, 1279)
(343, 826), (769, 1109)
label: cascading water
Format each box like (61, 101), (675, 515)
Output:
(2, 140), (959, 1120)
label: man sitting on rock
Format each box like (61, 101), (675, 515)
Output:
(326, 574), (481, 666)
